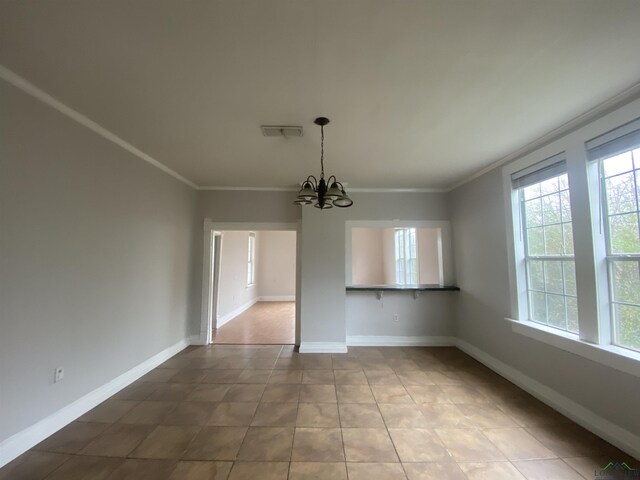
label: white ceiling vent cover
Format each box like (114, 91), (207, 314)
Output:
(261, 125), (303, 137)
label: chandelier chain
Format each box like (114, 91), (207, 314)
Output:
(320, 124), (325, 178)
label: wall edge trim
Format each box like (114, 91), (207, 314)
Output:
(454, 338), (640, 460)
(0, 338), (190, 467)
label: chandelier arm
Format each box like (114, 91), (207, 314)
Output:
(305, 175), (318, 188)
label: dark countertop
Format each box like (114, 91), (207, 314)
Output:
(346, 284), (460, 292)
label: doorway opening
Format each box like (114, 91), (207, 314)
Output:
(200, 222), (299, 346)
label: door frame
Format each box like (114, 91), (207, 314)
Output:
(198, 220), (300, 345)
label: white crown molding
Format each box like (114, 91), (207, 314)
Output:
(447, 81), (640, 192)
(198, 186), (448, 193)
(348, 187), (448, 193)
(0, 338), (190, 468)
(198, 186), (299, 191)
(0, 64), (198, 190)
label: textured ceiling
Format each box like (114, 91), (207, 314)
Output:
(1, 0), (640, 188)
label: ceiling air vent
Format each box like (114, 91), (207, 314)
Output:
(261, 125), (303, 137)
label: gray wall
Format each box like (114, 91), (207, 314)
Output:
(0, 81), (198, 442)
(449, 166), (640, 437)
(300, 192), (450, 346)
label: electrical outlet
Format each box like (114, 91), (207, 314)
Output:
(393, 314), (399, 322)
(54, 367), (64, 383)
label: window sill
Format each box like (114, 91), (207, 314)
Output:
(504, 317), (640, 378)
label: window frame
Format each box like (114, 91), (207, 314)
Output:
(517, 171), (578, 334)
(246, 232), (256, 287)
(502, 102), (640, 378)
(394, 227), (419, 285)
(593, 143), (640, 352)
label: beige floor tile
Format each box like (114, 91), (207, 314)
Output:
(338, 403), (385, 427)
(236, 427), (294, 461)
(302, 357), (333, 370)
(261, 384), (301, 402)
(497, 398), (569, 427)
(397, 371), (434, 386)
(81, 423), (155, 457)
(347, 462), (406, 480)
(378, 403), (429, 427)
(182, 426), (247, 460)
(336, 385), (375, 403)
(402, 462), (467, 480)
(512, 459), (586, 479)
(456, 404), (519, 429)
(221, 384), (265, 402)
(388, 428), (450, 462)
(207, 402), (258, 426)
(78, 399), (139, 423)
(296, 403), (340, 427)
(334, 369), (368, 385)
(341, 428), (399, 462)
(427, 370), (466, 386)
(299, 384), (337, 403)
(104, 458), (177, 480)
(130, 425), (199, 459)
(405, 385), (450, 403)
(364, 370), (402, 385)
(0, 451), (70, 480)
(168, 369), (207, 384)
(371, 385), (414, 404)
(268, 370), (303, 384)
(291, 427), (345, 462)
(161, 401), (217, 426)
(440, 385), (489, 404)
(202, 370), (243, 384)
(118, 401), (178, 425)
(139, 369), (179, 383)
(458, 461), (526, 479)
(251, 402), (298, 426)
(288, 462), (347, 480)
(483, 428), (556, 460)
(435, 428), (506, 462)
(168, 461), (233, 480)
(301, 370), (335, 384)
(34, 422), (107, 454)
(227, 462), (289, 480)
(147, 384), (196, 402)
(44, 455), (122, 480)
(112, 382), (158, 401)
(186, 384), (230, 402)
(526, 423), (616, 457)
(417, 403), (472, 428)
(236, 369), (271, 383)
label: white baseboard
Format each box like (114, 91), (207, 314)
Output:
(299, 342), (348, 353)
(258, 295), (295, 302)
(347, 335), (455, 347)
(454, 338), (640, 460)
(216, 297), (258, 328)
(190, 334), (206, 346)
(0, 338), (190, 468)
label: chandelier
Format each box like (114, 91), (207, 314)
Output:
(294, 117), (353, 209)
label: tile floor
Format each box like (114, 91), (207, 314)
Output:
(1, 345), (636, 479)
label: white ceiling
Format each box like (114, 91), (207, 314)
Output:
(2, 0), (640, 189)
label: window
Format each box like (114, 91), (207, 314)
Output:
(394, 228), (419, 285)
(247, 232), (256, 286)
(514, 158), (578, 333)
(588, 128), (640, 351)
